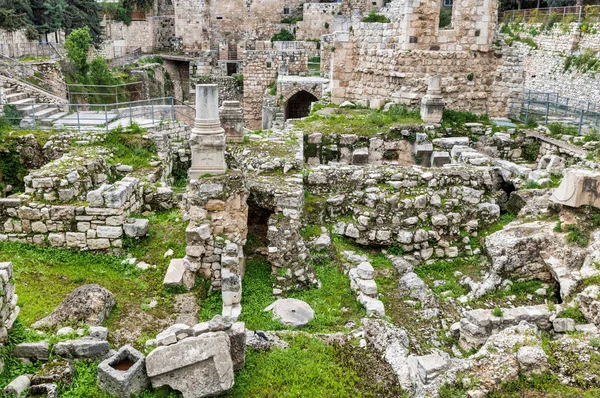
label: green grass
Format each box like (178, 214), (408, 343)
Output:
(293, 106), (421, 137)
(491, 306), (504, 317)
(227, 335), (406, 398)
(299, 224), (322, 241)
(43, 335), (406, 398)
(0, 239), (180, 341)
(201, 255), (364, 333)
(565, 224), (590, 247)
(557, 305), (587, 324)
(123, 209), (187, 267)
(414, 255), (484, 298)
(95, 125), (157, 170)
(489, 373), (600, 397)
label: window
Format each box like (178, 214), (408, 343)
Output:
(284, 7), (290, 14)
(216, 16), (223, 20)
(443, 0), (453, 6)
(267, 62), (272, 69)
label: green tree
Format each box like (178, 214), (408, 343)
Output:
(0, 0), (33, 32)
(65, 26), (92, 75)
(63, 0), (103, 45)
(32, 0), (67, 35)
(271, 29), (295, 42)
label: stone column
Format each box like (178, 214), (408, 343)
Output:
(420, 75), (445, 124)
(189, 84), (226, 180)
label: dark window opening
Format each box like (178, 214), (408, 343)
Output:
(284, 7), (290, 14)
(227, 62), (237, 76)
(216, 16), (223, 20)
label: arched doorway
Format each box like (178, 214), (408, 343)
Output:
(285, 91), (318, 120)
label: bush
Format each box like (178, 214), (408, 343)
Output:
(522, 140), (540, 162)
(65, 27), (93, 75)
(565, 224), (589, 247)
(491, 307), (504, 317)
(2, 104), (23, 126)
(362, 9), (390, 23)
(271, 29), (295, 42)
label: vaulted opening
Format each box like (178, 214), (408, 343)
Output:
(285, 90), (318, 120)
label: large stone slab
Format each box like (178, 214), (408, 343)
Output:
(265, 298), (314, 328)
(145, 332), (234, 398)
(551, 168), (600, 208)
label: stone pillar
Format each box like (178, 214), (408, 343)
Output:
(420, 75), (445, 124)
(220, 101), (245, 142)
(189, 84), (226, 180)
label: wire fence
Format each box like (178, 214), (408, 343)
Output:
(501, 5), (600, 24)
(509, 90), (600, 134)
(0, 97), (177, 133)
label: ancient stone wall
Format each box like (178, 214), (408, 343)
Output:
(0, 29), (63, 58)
(305, 165), (503, 260)
(511, 23), (600, 106)
(102, 20), (155, 56)
(296, 3), (341, 40)
(0, 261), (19, 373)
(243, 50), (308, 129)
(192, 76), (243, 106)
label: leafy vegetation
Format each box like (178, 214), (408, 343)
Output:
(441, 109), (490, 130)
(563, 49), (600, 74)
(362, 9), (390, 23)
(98, 124), (157, 170)
(491, 306), (504, 317)
(270, 29), (295, 42)
(490, 373), (600, 398)
(556, 304), (587, 324)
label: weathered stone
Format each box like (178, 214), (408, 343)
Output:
(123, 218), (149, 238)
(32, 284), (116, 329)
(12, 341), (49, 361)
(145, 332), (234, 398)
(98, 345), (149, 398)
(552, 318), (575, 333)
(31, 359), (74, 385)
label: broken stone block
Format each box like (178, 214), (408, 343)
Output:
(29, 383), (58, 398)
(145, 332), (234, 398)
(356, 278), (378, 296)
(3, 375), (31, 396)
(414, 143), (433, 166)
(430, 151), (451, 167)
(358, 294), (385, 317)
(265, 298), (315, 328)
(163, 259), (194, 290)
(552, 318), (575, 333)
(432, 137), (470, 149)
(12, 341), (49, 361)
(227, 322), (246, 371)
(352, 147), (369, 165)
(54, 338), (110, 359)
(123, 218), (149, 238)
(552, 168), (600, 208)
(156, 324), (192, 347)
(414, 353), (448, 383)
(98, 345), (149, 398)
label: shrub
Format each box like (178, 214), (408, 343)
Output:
(65, 27), (93, 75)
(362, 9), (390, 23)
(491, 307), (504, 317)
(557, 304), (587, 324)
(522, 140), (540, 162)
(466, 72), (474, 81)
(271, 29), (295, 42)
(565, 225), (589, 247)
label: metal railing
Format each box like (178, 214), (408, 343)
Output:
(501, 5), (600, 24)
(108, 47), (143, 67)
(66, 81), (144, 105)
(0, 54), (68, 100)
(1, 97), (177, 133)
(0, 42), (64, 60)
(510, 90), (600, 134)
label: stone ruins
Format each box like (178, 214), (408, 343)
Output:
(0, 0), (600, 396)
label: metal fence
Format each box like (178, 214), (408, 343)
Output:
(0, 54), (68, 99)
(0, 97), (177, 133)
(0, 42), (63, 60)
(501, 5), (600, 24)
(66, 82), (145, 105)
(510, 90), (600, 134)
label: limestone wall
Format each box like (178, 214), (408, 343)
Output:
(102, 20), (156, 56)
(0, 29), (63, 58)
(0, 261), (19, 373)
(511, 23), (600, 106)
(296, 3), (341, 41)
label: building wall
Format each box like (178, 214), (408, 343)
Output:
(296, 3), (342, 40)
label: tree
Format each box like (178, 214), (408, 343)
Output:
(32, 0), (67, 35)
(63, 0), (103, 45)
(65, 26), (92, 75)
(0, 0), (33, 32)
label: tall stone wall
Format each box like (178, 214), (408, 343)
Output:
(511, 23), (600, 106)
(296, 3), (341, 41)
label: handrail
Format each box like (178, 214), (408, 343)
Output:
(0, 54), (68, 101)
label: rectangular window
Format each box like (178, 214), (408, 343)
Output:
(216, 16), (223, 20)
(443, 0), (453, 6)
(284, 7), (290, 14)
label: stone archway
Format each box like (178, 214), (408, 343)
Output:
(284, 90), (318, 120)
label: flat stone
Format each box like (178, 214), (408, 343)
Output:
(357, 262), (374, 279)
(552, 318), (575, 333)
(12, 342), (49, 361)
(266, 298), (315, 328)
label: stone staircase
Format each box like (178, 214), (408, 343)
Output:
(272, 109), (285, 129)
(2, 85), (68, 126)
